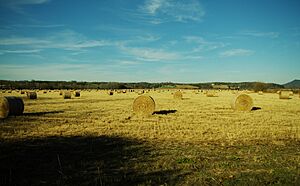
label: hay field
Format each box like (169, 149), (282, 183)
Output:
(0, 90), (299, 185)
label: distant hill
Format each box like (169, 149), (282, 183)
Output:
(283, 79), (300, 89)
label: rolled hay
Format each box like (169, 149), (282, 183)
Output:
(63, 91), (71, 99)
(206, 90), (217, 97)
(107, 91), (114, 95)
(173, 91), (183, 100)
(279, 90), (290, 99)
(289, 91), (294, 96)
(133, 95), (155, 116)
(258, 91), (263, 95)
(138, 90), (144, 95)
(74, 91), (80, 97)
(0, 97), (9, 119)
(231, 94), (253, 111)
(27, 91), (37, 99)
(0, 96), (24, 118)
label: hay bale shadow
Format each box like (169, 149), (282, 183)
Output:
(0, 136), (188, 186)
(23, 110), (65, 116)
(153, 110), (177, 115)
(251, 107), (262, 111)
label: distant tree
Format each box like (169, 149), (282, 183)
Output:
(253, 82), (267, 92)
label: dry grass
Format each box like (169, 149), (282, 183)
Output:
(0, 90), (299, 185)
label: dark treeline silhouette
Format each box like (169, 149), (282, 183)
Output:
(0, 80), (284, 90)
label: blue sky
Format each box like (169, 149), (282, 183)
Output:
(0, 0), (299, 84)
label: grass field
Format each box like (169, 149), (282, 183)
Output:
(0, 90), (299, 185)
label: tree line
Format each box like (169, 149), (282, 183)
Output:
(0, 80), (284, 91)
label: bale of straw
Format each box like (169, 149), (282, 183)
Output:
(133, 95), (155, 116)
(138, 90), (144, 95)
(279, 90), (290, 99)
(231, 94), (253, 111)
(0, 96), (24, 118)
(289, 91), (293, 96)
(27, 91), (37, 99)
(206, 90), (217, 97)
(0, 97), (9, 119)
(173, 91), (182, 99)
(74, 91), (80, 97)
(63, 91), (71, 99)
(258, 91), (263, 95)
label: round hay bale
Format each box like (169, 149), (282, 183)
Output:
(231, 94), (253, 111)
(258, 91), (263, 95)
(74, 91), (80, 97)
(0, 97), (9, 119)
(279, 90), (290, 99)
(173, 91), (182, 99)
(63, 91), (71, 99)
(133, 95), (155, 116)
(107, 91), (114, 95)
(27, 91), (37, 99)
(206, 90), (217, 97)
(138, 90), (144, 95)
(0, 96), (24, 118)
(289, 91), (293, 96)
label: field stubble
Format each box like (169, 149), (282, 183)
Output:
(0, 90), (299, 185)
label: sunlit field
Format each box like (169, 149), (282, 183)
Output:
(0, 90), (299, 185)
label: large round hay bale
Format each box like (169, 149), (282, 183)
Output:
(206, 90), (217, 97)
(0, 97), (9, 119)
(0, 97), (24, 118)
(74, 91), (80, 97)
(231, 94), (253, 111)
(279, 90), (290, 99)
(258, 91), (263, 95)
(63, 91), (71, 99)
(138, 90), (144, 95)
(27, 91), (37, 99)
(173, 91), (182, 99)
(133, 95), (155, 116)
(289, 91), (293, 96)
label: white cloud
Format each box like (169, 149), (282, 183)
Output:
(1, 0), (50, 12)
(184, 36), (226, 52)
(220, 49), (254, 57)
(122, 46), (179, 62)
(240, 31), (279, 38)
(0, 49), (41, 54)
(144, 0), (164, 14)
(140, 0), (205, 23)
(0, 30), (115, 52)
(0, 37), (49, 45)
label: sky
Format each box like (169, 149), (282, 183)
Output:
(0, 0), (299, 84)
